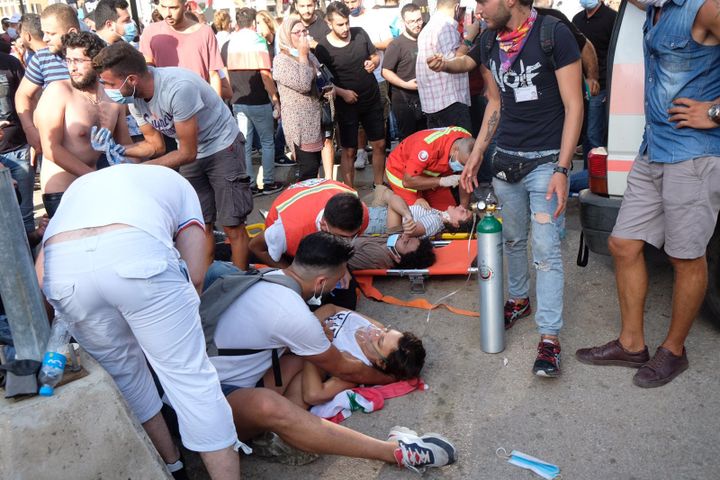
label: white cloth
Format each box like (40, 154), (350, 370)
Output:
(43, 164), (204, 250)
(263, 219), (289, 262)
(264, 210), (325, 261)
(210, 271), (332, 388)
(324, 310), (373, 366)
(43, 229), (239, 452)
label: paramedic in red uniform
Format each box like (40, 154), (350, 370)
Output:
(384, 127), (476, 210)
(249, 178), (370, 268)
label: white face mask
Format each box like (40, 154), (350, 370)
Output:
(307, 280), (326, 306)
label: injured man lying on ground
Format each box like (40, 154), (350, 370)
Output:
(349, 234), (436, 271)
(302, 305), (426, 407)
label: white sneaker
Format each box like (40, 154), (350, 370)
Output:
(388, 426), (457, 473)
(354, 149), (369, 170)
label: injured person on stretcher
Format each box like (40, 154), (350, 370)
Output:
(366, 186), (472, 239)
(302, 305), (425, 406)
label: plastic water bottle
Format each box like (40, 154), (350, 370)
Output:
(38, 317), (71, 396)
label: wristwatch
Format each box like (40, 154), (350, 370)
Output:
(553, 166), (569, 176)
(708, 104), (720, 125)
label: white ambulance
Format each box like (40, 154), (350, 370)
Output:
(577, 1), (720, 318)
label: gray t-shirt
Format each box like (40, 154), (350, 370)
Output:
(130, 67), (239, 158)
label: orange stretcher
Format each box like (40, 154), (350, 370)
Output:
(353, 240), (480, 318)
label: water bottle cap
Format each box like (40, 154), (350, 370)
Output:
(39, 385), (54, 396)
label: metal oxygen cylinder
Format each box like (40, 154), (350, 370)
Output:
(475, 201), (505, 353)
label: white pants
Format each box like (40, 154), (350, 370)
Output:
(43, 228), (238, 452)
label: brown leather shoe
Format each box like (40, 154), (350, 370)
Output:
(633, 346), (689, 388)
(575, 339), (650, 367)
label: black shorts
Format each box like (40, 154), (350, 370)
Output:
(179, 133), (253, 227)
(336, 101), (385, 149)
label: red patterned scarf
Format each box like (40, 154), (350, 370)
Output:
(496, 8), (538, 73)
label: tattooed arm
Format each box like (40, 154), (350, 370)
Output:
(461, 64), (501, 192)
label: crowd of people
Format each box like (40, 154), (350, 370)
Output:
(0, 0), (718, 478)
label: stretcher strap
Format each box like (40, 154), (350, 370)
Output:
(355, 275), (479, 318)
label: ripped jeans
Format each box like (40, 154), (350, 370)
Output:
(492, 160), (564, 336)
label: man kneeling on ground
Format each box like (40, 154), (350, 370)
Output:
(196, 232), (456, 472)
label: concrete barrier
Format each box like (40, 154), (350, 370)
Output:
(0, 349), (172, 480)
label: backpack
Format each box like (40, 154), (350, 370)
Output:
(199, 267), (303, 387)
(481, 14), (560, 70)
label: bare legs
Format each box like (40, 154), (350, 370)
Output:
(226, 388), (397, 463)
(610, 235), (705, 355)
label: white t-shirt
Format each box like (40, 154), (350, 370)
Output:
(43, 164), (204, 249)
(264, 210), (325, 262)
(210, 271), (332, 388)
(350, 9), (393, 83)
(325, 310), (373, 367)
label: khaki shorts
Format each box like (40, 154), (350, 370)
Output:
(179, 133), (253, 227)
(612, 154), (720, 259)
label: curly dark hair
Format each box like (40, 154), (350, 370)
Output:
(61, 31), (106, 61)
(396, 237), (436, 269)
(380, 332), (426, 380)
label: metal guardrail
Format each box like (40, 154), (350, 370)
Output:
(0, 166), (50, 361)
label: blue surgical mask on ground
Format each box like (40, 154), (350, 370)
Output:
(449, 155), (464, 172)
(122, 21), (138, 43)
(105, 76), (135, 104)
(580, 0), (599, 9)
(497, 448), (561, 480)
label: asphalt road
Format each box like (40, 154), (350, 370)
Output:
(179, 161), (720, 480)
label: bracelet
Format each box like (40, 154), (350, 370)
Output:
(553, 166), (569, 176)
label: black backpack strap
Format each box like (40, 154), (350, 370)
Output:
(217, 347), (283, 387)
(538, 15), (559, 70)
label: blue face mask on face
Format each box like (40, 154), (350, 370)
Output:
(386, 233), (400, 258)
(105, 76), (135, 105)
(579, 0), (599, 9)
(350, 6), (362, 16)
(497, 448), (561, 480)
(449, 154), (464, 173)
(288, 47), (300, 57)
(122, 21), (138, 43)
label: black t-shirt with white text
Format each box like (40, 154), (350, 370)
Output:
(0, 53), (26, 152)
(315, 27), (379, 108)
(469, 16), (581, 152)
(383, 34), (420, 102)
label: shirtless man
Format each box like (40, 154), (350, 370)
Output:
(37, 32), (130, 217)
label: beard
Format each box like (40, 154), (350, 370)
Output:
(405, 27), (419, 39)
(71, 70), (98, 90)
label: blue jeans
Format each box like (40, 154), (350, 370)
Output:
(233, 103), (275, 184)
(0, 145), (34, 232)
(585, 90), (607, 151)
(492, 162), (564, 336)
